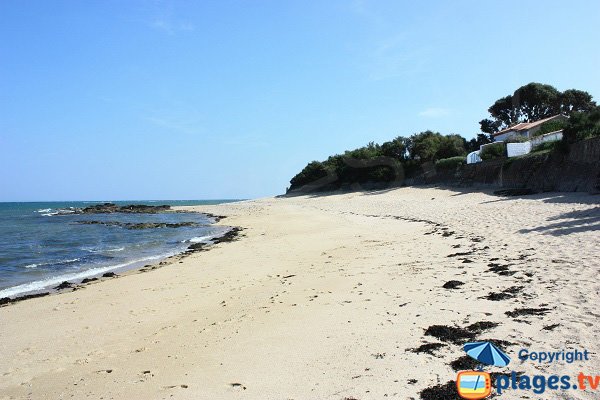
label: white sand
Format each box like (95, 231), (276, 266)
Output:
(0, 187), (598, 399)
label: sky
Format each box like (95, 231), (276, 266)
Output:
(1, 0), (599, 201)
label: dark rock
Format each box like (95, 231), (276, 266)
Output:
(54, 281), (73, 290)
(0, 292), (50, 305)
(57, 203), (171, 215)
(204, 213), (227, 222)
(186, 242), (207, 252)
(74, 221), (200, 230)
(81, 277), (98, 284)
(212, 227), (243, 244)
(82, 203), (171, 214)
(102, 272), (117, 278)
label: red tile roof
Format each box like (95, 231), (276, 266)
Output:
(492, 115), (564, 136)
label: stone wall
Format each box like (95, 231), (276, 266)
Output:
(420, 136), (600, 193)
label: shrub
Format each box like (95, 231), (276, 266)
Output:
(504, 135), (529, 143)
(563, 107), (600, 143)
(480, 142), (506, 160)
(289, 161), (329, 189)
(534, 119), (567, 137)
(531, 141), (556, 153)
(435, 156), (466, 170)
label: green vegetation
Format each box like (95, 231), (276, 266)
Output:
(534, 119), (567, 137)
(466, 133), (492, 152)
(562, 106), (600, 143)
(288, 83), (598, 193)
(530, 141), (556, 153)
(435, 156), (466, 170)
(504, 135), (529, 143)
(479, 83), (596, 134)
(479, 143), (506, 161)
(288, 131), (467, 192)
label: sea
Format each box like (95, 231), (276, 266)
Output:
(0, 200), (238, 298)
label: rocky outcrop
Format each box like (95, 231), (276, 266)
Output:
(56, 203), (171, 215)
(74, 221), (202, 229)
(185, 227), (243, 254)
(0, 292), (49, 306)
(82, 203), (171, 213)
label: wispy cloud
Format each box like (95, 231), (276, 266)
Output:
(418, 108), (451, 118)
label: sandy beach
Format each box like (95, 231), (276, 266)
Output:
(0, 187), (598, 399)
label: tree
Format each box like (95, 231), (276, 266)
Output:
(435, 134), (467, 160)
(380, 136), (408, 160)
(560, 89), (597, 114)
(479, 83), (597, 134)
(407, 131), (444, 162)
(466, 133), (492, 152)
(405, 131), (466, 162)
(562, 107), (600, 143)
(289, 161), (329, 189)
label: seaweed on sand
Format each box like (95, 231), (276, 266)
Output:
(505, 307), (550, 318)
(424, 321), (499, 344)
(408, 343), (447, 355)
(442, 280), (465, 289)
(483, 286), (524, 301)
(450, 356), (480, 371)
(419, 381), (459, 399)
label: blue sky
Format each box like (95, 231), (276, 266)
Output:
(1, 0), (599, 201)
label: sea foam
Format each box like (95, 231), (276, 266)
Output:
(0, 254), (167, 298)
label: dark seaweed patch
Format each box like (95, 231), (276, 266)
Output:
(450, 356), (479, 371)
(542, 324), (560, 331)
(442, 280), (465, 289)
(483, 286), (524, 301)
(505, 308), (551, 318)
(419, 381), (459, 399)
(408, 343), (447, 355)
(424, 321), (498, 344)
(447, 251), (474, 258)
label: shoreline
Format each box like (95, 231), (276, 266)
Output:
(0, 187), (597, 399)
(0, 211), (240, 304)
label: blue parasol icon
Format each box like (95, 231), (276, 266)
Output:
(464, 341), (511, 367)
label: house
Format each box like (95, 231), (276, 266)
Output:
(492, 114), (567, 142)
